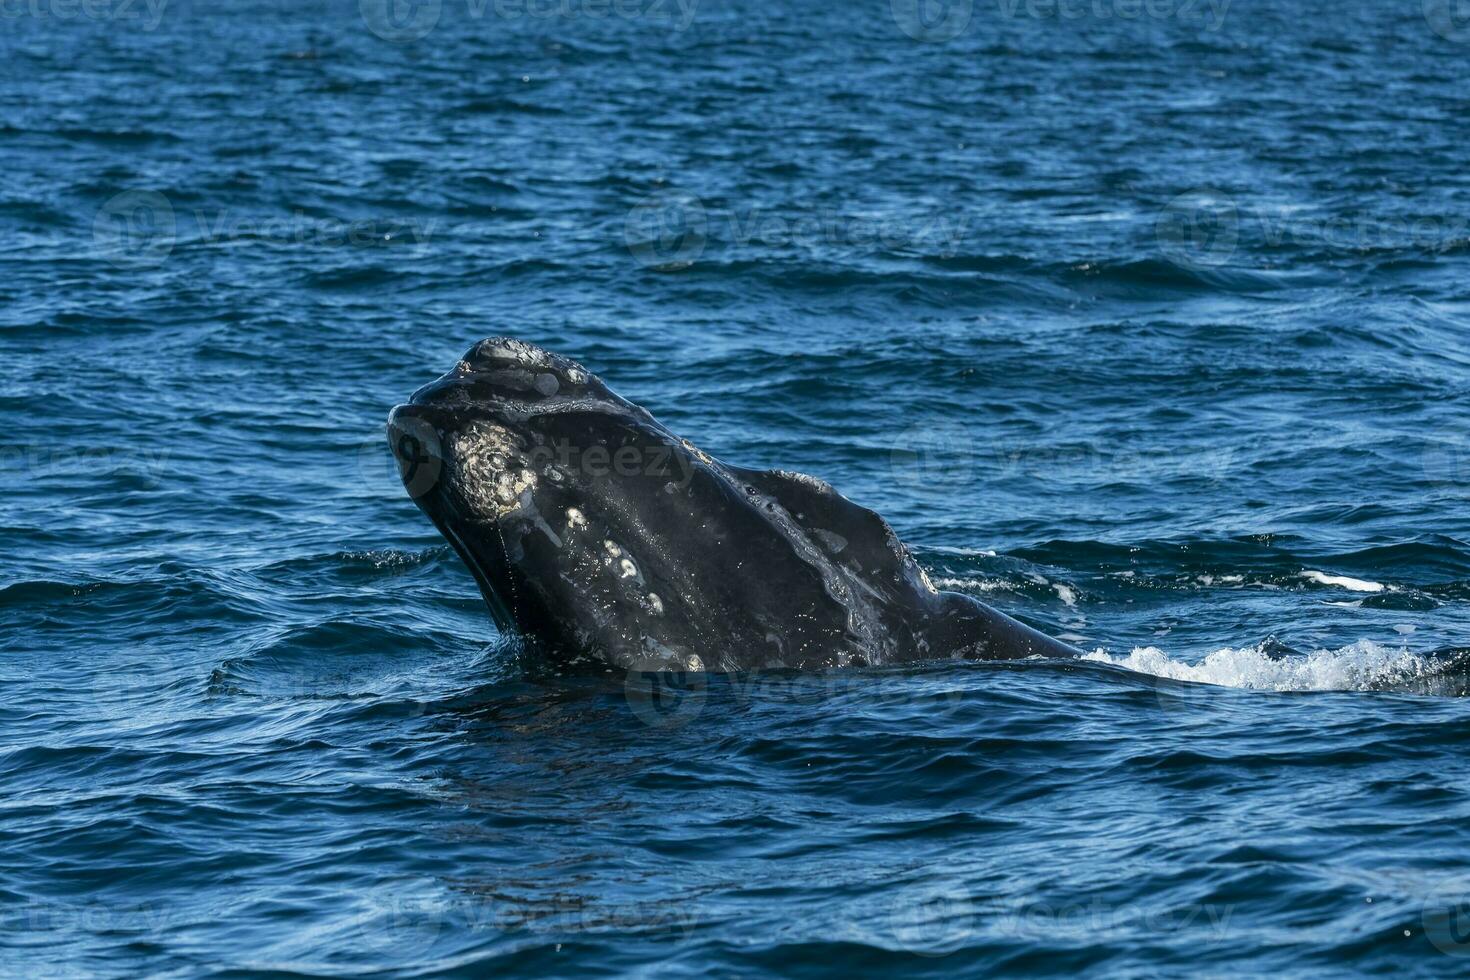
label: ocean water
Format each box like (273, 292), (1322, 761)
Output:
(6, 0), (1470, 975)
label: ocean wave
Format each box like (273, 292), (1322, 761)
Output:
(1084, 640), (1470, 696)
(1300, 570), (1385, 593)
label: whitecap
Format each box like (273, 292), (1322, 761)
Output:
(1083, 639), (1444, 693)
(1300, 570), (1386, 593)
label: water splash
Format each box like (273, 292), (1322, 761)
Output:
(1083, 640), (1463, 694)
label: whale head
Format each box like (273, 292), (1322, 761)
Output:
(389, 338), (1066, 671)
(389, 337), (723, 669)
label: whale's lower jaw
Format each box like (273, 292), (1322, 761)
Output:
(390, 337), (1083, 672)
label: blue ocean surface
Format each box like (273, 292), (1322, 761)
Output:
(6, 0), (1470, 975)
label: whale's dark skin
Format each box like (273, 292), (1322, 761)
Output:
(388, 338), (1081, 672)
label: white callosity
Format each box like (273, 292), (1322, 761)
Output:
(446, 420), (538, 518)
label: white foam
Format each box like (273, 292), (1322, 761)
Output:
(1300, 570), (1385, 593)
(932, 576), (1009, 593)
(1197, 574), (1245, 586)
(1082, 639), (1441, 692)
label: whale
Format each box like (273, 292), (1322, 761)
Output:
(387, 338), (1081, 672)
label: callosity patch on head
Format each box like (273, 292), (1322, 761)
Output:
(445, 419), (539, 518)
(464, 337), (556, 370)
